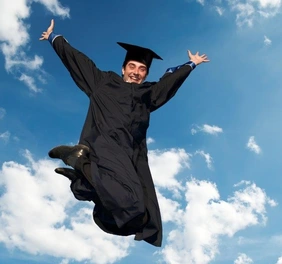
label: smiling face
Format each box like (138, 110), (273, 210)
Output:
(122, 60), (148, 84)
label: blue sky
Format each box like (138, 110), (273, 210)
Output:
(1, 0), (282, 263)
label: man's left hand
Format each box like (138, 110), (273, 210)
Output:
(188, 50), (210, 65)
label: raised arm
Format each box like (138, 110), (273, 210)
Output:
(150, 50), (209, 112)
(40, 19), (106, 96)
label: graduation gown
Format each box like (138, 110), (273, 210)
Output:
(50, 36), (193, 247)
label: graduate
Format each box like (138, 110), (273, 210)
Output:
(40, 19), (209, 247)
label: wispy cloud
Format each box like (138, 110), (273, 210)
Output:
(0, 131), (10, 143)
(215, 6), (224, 16)
(0, 0), (69, 92)
(232, 2), (255, 27)
(59, 259), (69, 264)
(234, 253), (253, 264)
(247, 136), (262, 154)
(234, 180), (251, 187)
(191, 124), (223, 136)
(195, 150), (213, 170)
(0, 108), (6, 119)
(264, 35), (272, 46)
(13, 136), (20, 142)
(147, 137), (155, 145)
(196, 0), (205, 6)
(19, 74), (42, 93)
(194, 0), (282, 26)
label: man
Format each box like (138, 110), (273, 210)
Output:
(40, 19), (209, 247)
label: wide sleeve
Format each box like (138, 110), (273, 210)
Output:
(149, 61), (196, 112)
(49, 33), (106, 96)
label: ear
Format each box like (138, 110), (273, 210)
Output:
(122, 67), (125, 75)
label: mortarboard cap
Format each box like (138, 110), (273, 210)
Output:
(117, 42), (163, 70)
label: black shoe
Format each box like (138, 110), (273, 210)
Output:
(55, 167), (96, 202)
(48, 144), (89, 168)
(55, 167), (82, 181)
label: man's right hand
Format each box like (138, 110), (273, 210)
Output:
(39, 19), (54, 41)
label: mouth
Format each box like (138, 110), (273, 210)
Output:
(128, 76), (140, 82)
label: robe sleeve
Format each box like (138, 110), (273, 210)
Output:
(48, 33), (106, 96)
(149, 61), (196, 112)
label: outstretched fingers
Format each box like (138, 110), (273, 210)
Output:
(39, 32), (47, 41)
(188, 50), (210, 64)
(200, 54), (210, 62)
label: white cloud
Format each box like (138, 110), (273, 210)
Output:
(277, 256), (282, 264)
(60, 259), (70, 264)
(0, 147), (277, 264)
(234, 180), (251, 187)
(38, 74), (47, 84)
(13, 136), (20, 142)
(148, 148), (191, 193)
(201, 124), (223, 135)
(6, 54), (44, 71)
(195, 150), (213, 170)
(196, 0), (205, 5)
(232, 2), (255, 27)
(255, 0), (281, 9)
(0, 108), (6, 119)
(191, 124), (223, 135)
(194, 0), (282, 26)
(0, 0), (69, 91)
(0, 131), (10, 143)
(264, 35), (272, 45)
(191, 128), (198, 135)
(33, 0), (70, 17)
(247, 136), (262, 154)
(147, 137), (155, 145)
(234, 253), (253, 264)
(0, 150), (133, 264)
(215, 6), (224, 16)
(159, 179), (276, 264)
(237, 236), (260, 246)
(19, 74), (42, 93)
(156, 189), (184, 225)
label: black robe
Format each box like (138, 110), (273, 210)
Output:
(50, 36), (193, 247)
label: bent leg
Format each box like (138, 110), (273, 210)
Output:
(55, 166), (99, 202)
(49, 143), (147, 229)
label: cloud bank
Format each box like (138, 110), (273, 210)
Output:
(0, 147), (276, 263)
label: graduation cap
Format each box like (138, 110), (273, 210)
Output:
(117, 42), (163, 70)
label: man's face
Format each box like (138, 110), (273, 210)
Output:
(122, 60), (147, 84)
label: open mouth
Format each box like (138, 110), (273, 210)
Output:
(129, 76), (140, 82)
